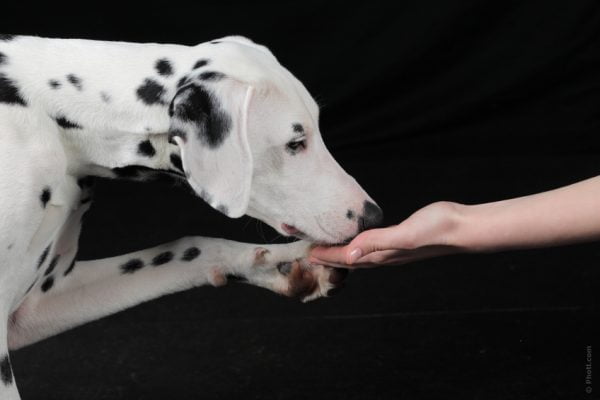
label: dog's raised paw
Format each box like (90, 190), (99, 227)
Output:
(248, 242), (348, 302)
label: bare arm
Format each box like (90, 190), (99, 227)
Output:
(457, 176), (600, 251)
(310, 176), (600, 267)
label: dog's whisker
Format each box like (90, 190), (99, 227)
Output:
(241, 217), (253, 231)
(268, 233), (283, 244)
(256, 220), (267, 243)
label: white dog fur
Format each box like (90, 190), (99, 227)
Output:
(0, 34), (382, 398)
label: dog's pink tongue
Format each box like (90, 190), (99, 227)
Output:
(282, 223), (300, 235)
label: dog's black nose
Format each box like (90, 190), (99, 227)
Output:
(358, 200), (383, 232)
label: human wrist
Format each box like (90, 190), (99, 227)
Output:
(448, 201), (507, 253)
(439, 202), (478, 252)
(409, 201), (469, 250)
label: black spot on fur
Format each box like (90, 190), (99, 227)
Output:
(168, 128), (187, 144)
(292, 123), (304, 133)
(0, 354), (13, 385)
(0, 52), (6, 65)
(67, 74), (82, 90)
(172, 84), (209, 122)
(152, 251), (174, 266)
(210, 41), (221, 45)
(40, 187), (51, 208)
(198, 71), (225, 81)
(37, 244), (51, 269)
(100, 92), (111, 102)
(155, 58), (174, 76)
(346, 210), (354, 220)
(25, 278), (37, 295)
(0, 34), (15, 41)
(54, 115), (82, 130)
(64, 257), (76, 276)
(193, 59), (210, 69)
(41, 276), (55, 292)
(176, 76), (190, 89)
(136, 78), (167, 105)
(181, 247), (201, 261)
(44, 254), (60, 276)
(172, 84), (231, 149)
(48, 79), (61, 89)
(120, 258), (144, 274)
(77, 176), (95, 189)
(170, 153), (183, 172)
(0, 73), (27, 106)
(137, 140), (156, 157)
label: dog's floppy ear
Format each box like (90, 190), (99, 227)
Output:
(169, 79), (254, 218)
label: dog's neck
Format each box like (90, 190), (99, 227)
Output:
(0, 35), (209, 179)
(62, 129), (185, 181)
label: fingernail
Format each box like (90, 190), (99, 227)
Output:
(348, 248), (362, 264)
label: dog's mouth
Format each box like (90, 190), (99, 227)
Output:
(281, 223), (351, 246)
(282, 223), (302, 236)
(282, 223), (317, 242)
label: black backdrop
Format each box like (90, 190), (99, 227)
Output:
(3, 1), (600, 399)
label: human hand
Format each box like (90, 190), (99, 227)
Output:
(309, 201), (465, 268)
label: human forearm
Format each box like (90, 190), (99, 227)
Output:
(310, 176), (600, 268)
(452, 176), (600, 252)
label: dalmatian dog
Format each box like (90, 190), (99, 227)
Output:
(0, 33), (383, 398)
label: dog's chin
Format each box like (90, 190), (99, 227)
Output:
(291, 235), (343, 246)
(280, 227), (314, 243)
(278, 222), (355, 245)
(286, 231), (352, 246)
(310, 233), (357, 246)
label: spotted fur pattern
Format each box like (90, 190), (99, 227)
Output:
(0, 34), (378, 399)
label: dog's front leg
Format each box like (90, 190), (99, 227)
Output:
(8, 237), (345, 349)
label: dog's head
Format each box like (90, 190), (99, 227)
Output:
(169, 36), (382, 244)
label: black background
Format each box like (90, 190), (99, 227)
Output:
(3, 1), (600, 399)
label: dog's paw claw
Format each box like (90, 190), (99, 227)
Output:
(277, 261), (293, 275)
(253, 247), (270, 265)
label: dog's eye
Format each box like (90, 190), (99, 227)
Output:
(285, 139), (306, 154)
